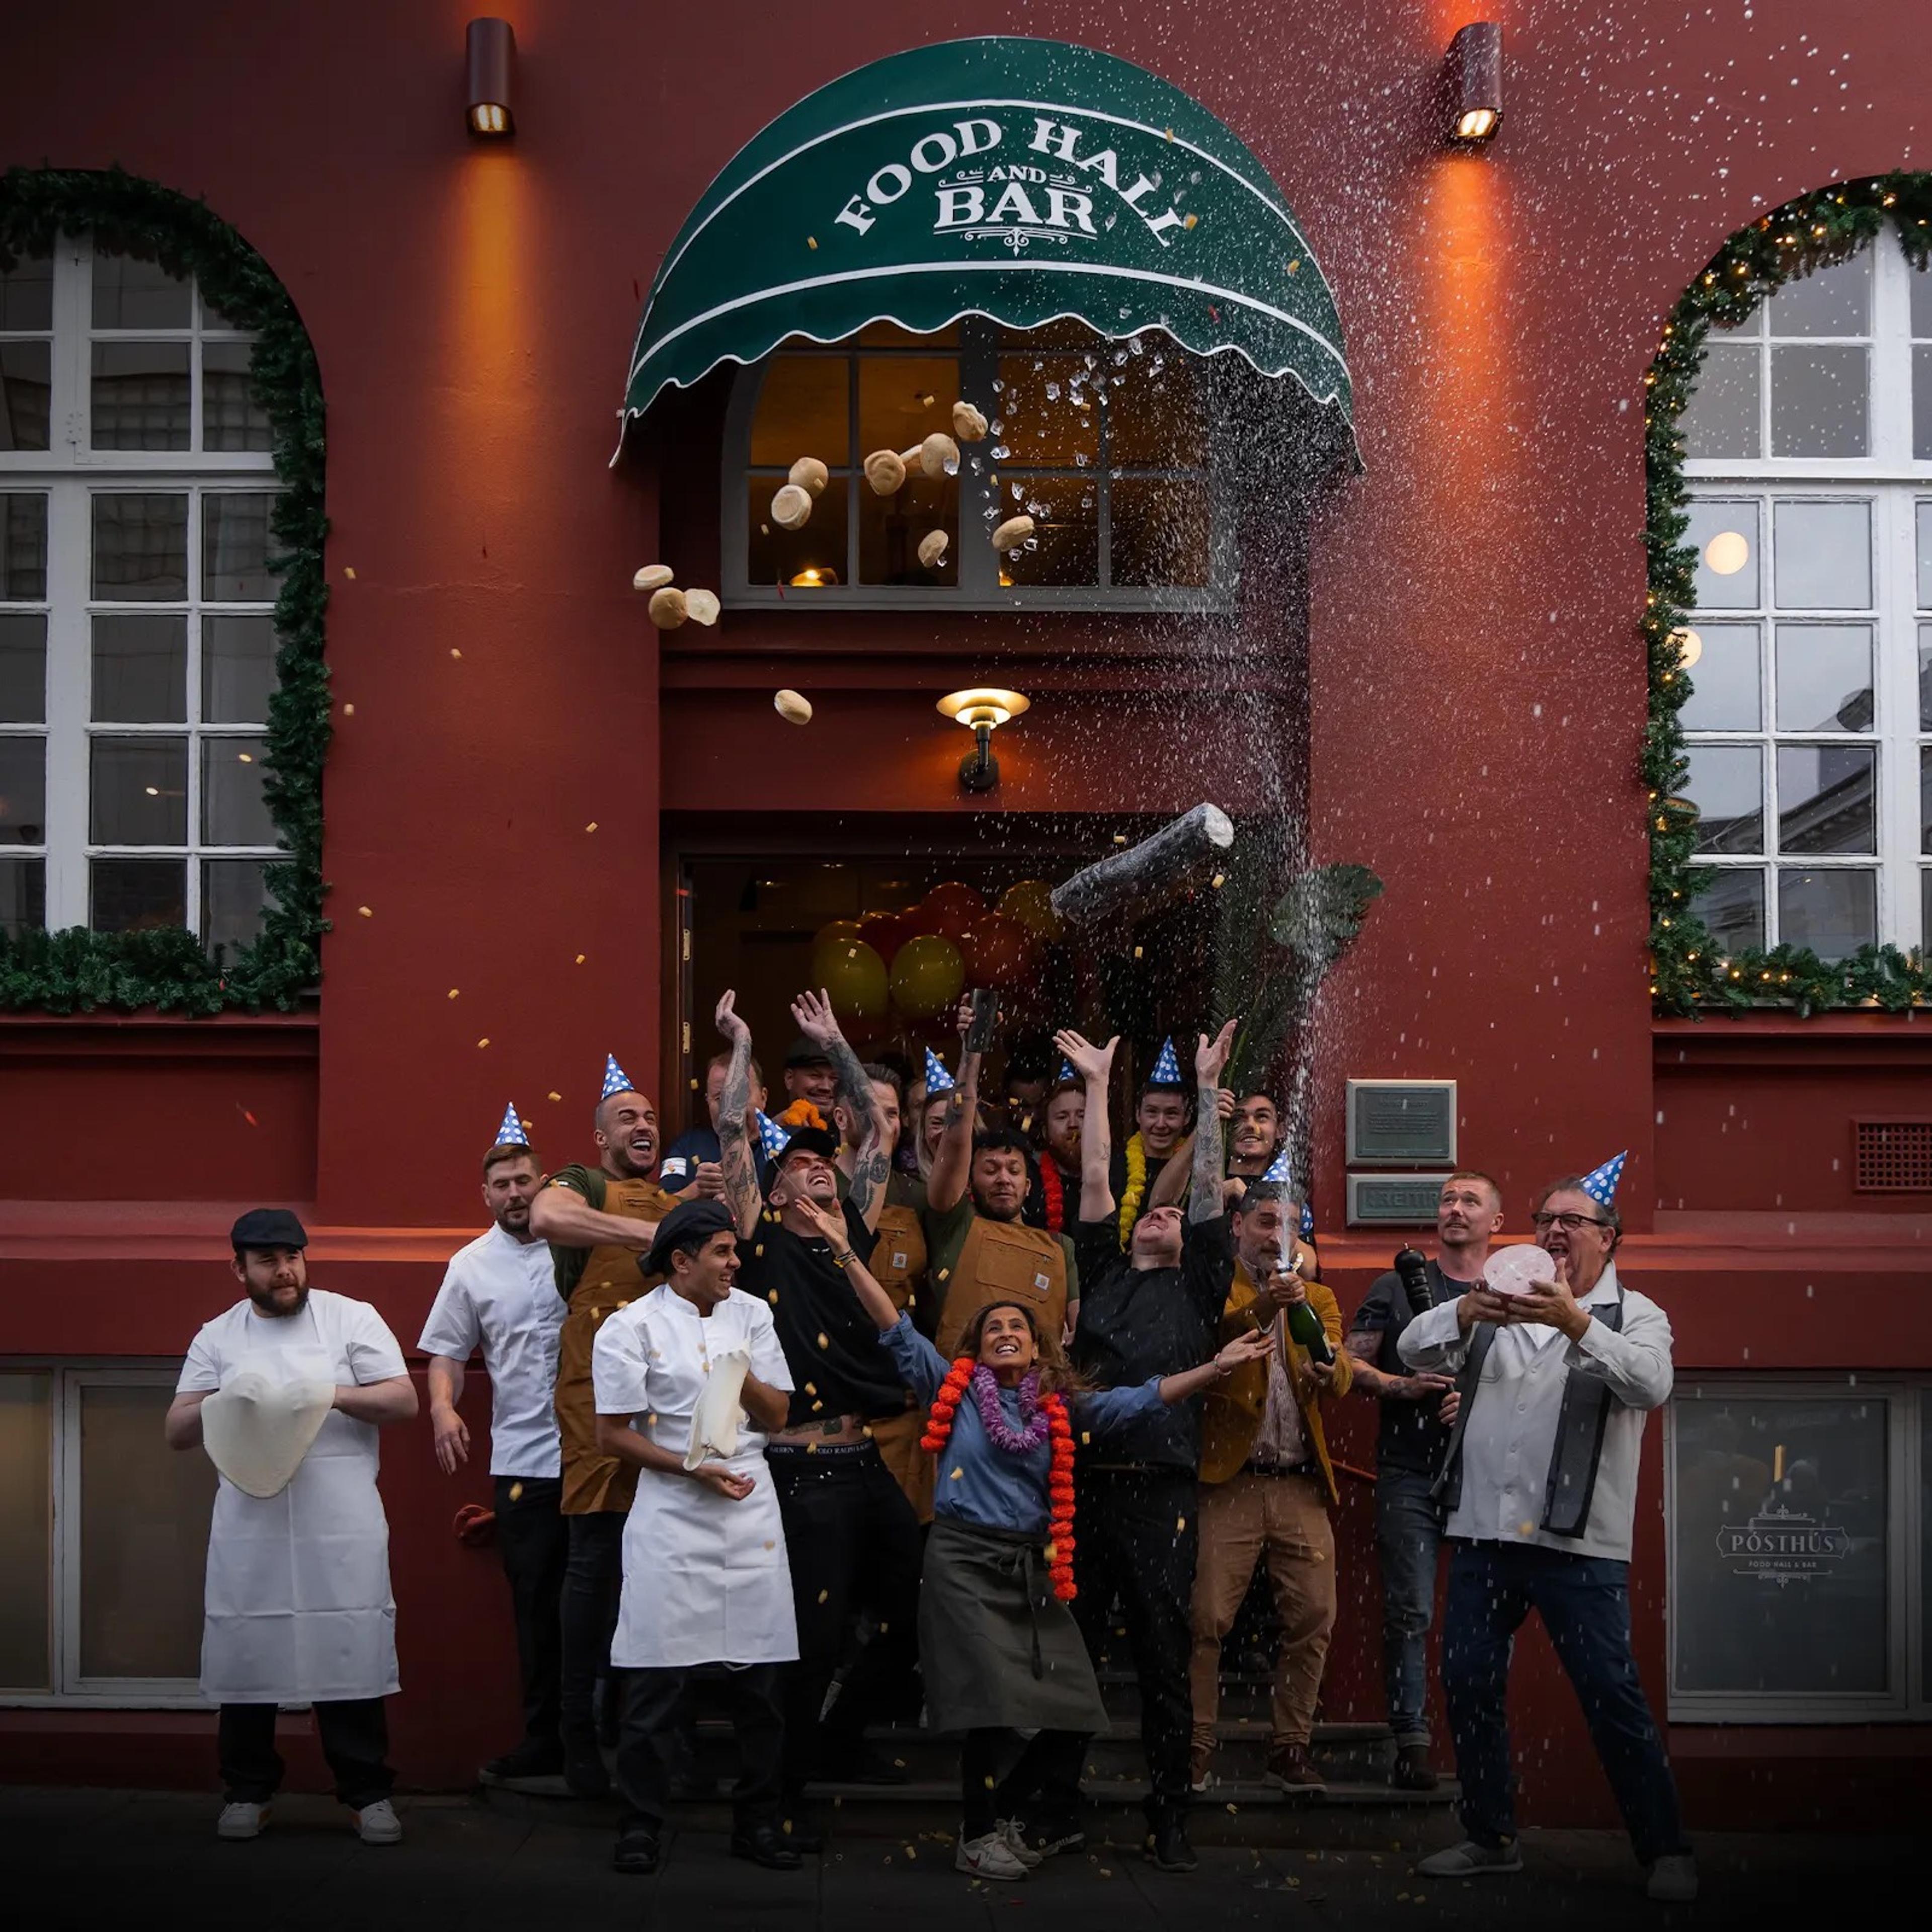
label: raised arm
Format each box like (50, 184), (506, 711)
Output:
(1054, 1028), (1118, 1222)
(712, 990), (763, 1238)
(927, 996), (981, 1216)
(528, 1183), (662, 1251)
(1159, 1326), (1276, 1405)
(792, 987), (890, 1231)
(1190, 1020), (1236, 1223)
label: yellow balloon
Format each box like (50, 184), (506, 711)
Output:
(814, 919), (865, 952)
(813, 937), (889, 1020)
(999, 877), (1065, 941)
(890, 933), (965, 1020)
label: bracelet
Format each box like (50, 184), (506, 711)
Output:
(831, 1251), (856, 1270)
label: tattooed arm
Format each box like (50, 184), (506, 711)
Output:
(713, 990), (762, 1239)
(791, 987), (890, 1231)
(1190, 1020), (1237, 1224)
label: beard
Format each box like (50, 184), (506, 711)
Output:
(247, 1281), (308, 1318)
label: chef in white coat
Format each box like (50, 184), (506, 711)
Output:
(591, 1197), (800, 1878)
(166, 1208), (418, 1844)
(420, 1108), (568, 1788)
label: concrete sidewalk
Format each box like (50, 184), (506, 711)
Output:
(5, 1787), (1909, 1931)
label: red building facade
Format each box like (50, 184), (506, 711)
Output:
(1, 1), (1927, 1828)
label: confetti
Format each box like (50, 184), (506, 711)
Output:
(508, 1482), (523, 1501)
(1176, 1515), (1187, 1532)
(1287, 257), (1302, 274)
(585, 822), (599, 833)
(950, 1467), (964, 1481)
(768, 1291), (779, 1305)
(240, 1109), (259, 1128)
(804, 1383), (817, 1396)
(344, 566), (357, 579)
(450, 648), (462, 659)
(807, 235), (818, 249)
(343, 702), (355, 716)
(1184, 212), (1198, 229)
(817, 1331), (829, 1348)
(548, 1090), (561, 1101)
(818, 1589), (829, 1604)
(447, 988), (460, 999)
(477, 1038), (490, 1048)
(357, 905), (373, 918)
(575, 953), (586, 964)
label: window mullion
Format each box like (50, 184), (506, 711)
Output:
(1877, 487), (1917, 946)
(185, 491), (202, 938)
(53, 1368), (77, 1697)
(42, 479), (91, 927)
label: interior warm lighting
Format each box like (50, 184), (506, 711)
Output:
(1444, 22), (1503, 145)
(236, 751), (254, 763)
(465, 18), (517, 139)
(1704, 531), (1749, 576)
(938, 688), (1030, 794)
(1673, 627), (1704, 670)
(789, 565), (840, 587)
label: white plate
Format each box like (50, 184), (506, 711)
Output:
(1483, 1245), (1558, 1297)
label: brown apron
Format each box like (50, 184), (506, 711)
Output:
(933, 1213), (1068, 1359)
(867, 1404), (936, 1524)
(555, 1176), (680, 1516)
(871, 1202), (928, 1317)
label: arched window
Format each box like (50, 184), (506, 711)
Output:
(1, 235), (284, 952)
(722, 320), (1229, 608)
(1675, 240), (1932, 957)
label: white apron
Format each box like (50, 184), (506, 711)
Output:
(593, 1287), (797, 1670)
(198, 1303), (398, 1704)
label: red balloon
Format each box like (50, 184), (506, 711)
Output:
(958, 912), (1039, 990)
(858, 910), (920, 964)
(916, 879), (986, 941)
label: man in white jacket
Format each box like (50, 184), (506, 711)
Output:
(166, 1209), (418, 1844)
(1398, 1167), (1696, 1905)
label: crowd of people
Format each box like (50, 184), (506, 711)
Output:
(162, 984), (1698, 1904)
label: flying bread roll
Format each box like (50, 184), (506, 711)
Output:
(991, 514), (1035, 552)
(917, 530), (949, 570)
(647, 586), (688, 630)
(952, 400), (988, 442)
(774, 688), (813, 725)
(770, 482), (814, 529)
(787, 456), (829, 498)
(683, 588), (720, 626)
(864, 448), (907, 495)
(918, 432), (959, 478)
(632, 564), (674, 592)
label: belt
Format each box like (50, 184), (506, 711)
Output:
(1244, 1459), (1318, 1478)
(765, 1438), (878, 1463)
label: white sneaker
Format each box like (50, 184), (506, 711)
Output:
(955, 1829), (1028, 1881)
(1190, 1770), (1216, 1794)
(216, 1801), (268, 1840)
(1647, 1854), (1698, 1902)
(1416, 1838), (1523, 1878)
(997, 1818), (1044, 1869)
(354, 1798), (403, 1845)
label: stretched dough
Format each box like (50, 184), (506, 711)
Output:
(686, 1349), (751, 1469)
(201, 1371), (336, 1498)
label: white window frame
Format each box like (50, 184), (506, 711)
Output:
(1681, 240), (1932, 953)
(1, 1363), (212, 1710)
(0, 234), (281, 943)
(721, 317), (1236, 612)
(1664, 1376), (1927, 1724)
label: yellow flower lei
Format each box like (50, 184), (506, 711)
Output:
(1117, 1132), (1149, 1248)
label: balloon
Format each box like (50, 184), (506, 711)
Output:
(858, 910), (920, 964)
(916, 880), (985, 941)
(891, 933), (965, 1020)
(959, 912), (1038, 990)
(813, 919), (865, 952)
(999, 878), (1065, 941)
(813, 937), (888, 1020)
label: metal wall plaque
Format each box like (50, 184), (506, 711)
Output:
(1346, 1173), (1452, 1227)
(1346, 1079), (1457, 1166)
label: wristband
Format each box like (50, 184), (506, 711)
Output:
(831, 1251), (856, 1270)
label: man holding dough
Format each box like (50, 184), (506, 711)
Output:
(165, 1209), (418, 1843)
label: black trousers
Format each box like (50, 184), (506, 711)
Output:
(960, 1727), (1087, 1838)
(615, 1663), (784, 1833)
(495, 1474), (568, 1747)
(559, 1508), (625, 1747)
(1072, 1466), (1198, 1824)
(767, 1442), (923, 1796)
(218, 1698), (392, 1808)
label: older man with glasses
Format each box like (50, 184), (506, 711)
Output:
(1397, 1158), (1696, 1906)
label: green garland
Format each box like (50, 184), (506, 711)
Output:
(1645, 171), (1932, 1016)
(0, 167), (327, 1015)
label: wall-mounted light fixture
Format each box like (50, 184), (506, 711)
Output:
(466, 19), (517, 137)
(1444, 22), (1503, 144)
(937, 688), (1029, 794)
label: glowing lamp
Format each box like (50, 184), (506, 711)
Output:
(1444, 23), (1503, 145)
(466, 19), (517, 137)
(788, 565), (840, 587)
(1703, 530), (1749, 576)
(937, 687), (1030, 794)
(1672, 627), (1704, 670)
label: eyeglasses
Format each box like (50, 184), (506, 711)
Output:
(1531, 1211), (1610, 1232)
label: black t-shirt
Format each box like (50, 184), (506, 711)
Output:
(735, 1198), (898, 1429)
(1069, 1214), (1233, 1472)
(1350, 1260), (1458, 1476)
(1107, 1145), (1173, 1227)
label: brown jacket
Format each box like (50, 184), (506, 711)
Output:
(1197, 1261), (1352, 1503)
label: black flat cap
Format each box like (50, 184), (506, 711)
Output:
(645, 1197), (737, 1276)
(231, 1207), (309, 1252)
(783, 1034), (835, 1069)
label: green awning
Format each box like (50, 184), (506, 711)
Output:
(619, 36), (1350, 443)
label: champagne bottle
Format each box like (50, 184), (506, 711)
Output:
(1275, 1259), (1334, 1366)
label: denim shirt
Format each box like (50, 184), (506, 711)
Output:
(878, 1316), (1164, 1537)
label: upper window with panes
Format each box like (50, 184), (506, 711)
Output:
(725, 320), (1226, 609)
(1674, 242), (1932, 960)
(0, 237), (282, 953)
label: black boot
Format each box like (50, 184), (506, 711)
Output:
(612, 1827), (662, 1875)
(1147, 1817), (1197, 1872)
(731, 1820), (804, 1871)
(480, 1738), (566, 1786)
(562, 1735), (611, 1800)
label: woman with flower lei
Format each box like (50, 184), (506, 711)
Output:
(803, 1194), (1273, 1885)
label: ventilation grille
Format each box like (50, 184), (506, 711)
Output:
(1854, 1119), (1932, 1193)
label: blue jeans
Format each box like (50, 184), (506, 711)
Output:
(1374, 1466), (1442, 1746)
(1441, 1541), (1687, 1865)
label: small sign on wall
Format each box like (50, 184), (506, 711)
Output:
(1346, 1080), (1457, 1167)
(1346, 1173), (1452, 1227)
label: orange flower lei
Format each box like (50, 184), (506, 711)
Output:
(922, 1356), (1078, 1601)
